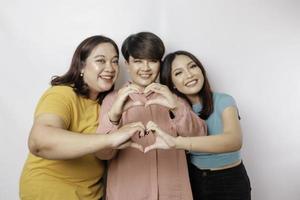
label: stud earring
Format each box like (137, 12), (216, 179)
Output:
(80, 72), (83, 77)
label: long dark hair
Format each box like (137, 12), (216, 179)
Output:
(160, 51), (213, 119)
(51, 35), (119, 104)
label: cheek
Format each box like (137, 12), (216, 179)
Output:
(171, 77), (182, 89)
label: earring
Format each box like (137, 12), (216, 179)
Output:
(80, 72), (83, 77)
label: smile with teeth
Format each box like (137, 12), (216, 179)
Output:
(139, 74), (152, 79)
(185, 79), (198, 87)
(99, 74), (114, 80)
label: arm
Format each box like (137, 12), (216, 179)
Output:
(143, 83), (207, 137)
(29, 114), (144, 160)
(95, 92), (120, 160)
(28, 113), (113, 160)
(145, 107), (242, 153)
(176, 106), (242, 153)
(172, 97), (207, 137)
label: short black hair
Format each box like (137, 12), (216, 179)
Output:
(121, 32), (165, 61)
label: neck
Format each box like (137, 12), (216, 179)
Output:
(89, 91), (98, 101)
(187, 94), (202, 104)
(130, 82), (146, 92)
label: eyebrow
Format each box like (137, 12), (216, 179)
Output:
(187, 61), (194, 66)
(93, 55), (105, 59)
(93, 55), (118, 59)
(172, 61), (194, 72)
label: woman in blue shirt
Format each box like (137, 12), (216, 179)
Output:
(145, 50), (251, 200)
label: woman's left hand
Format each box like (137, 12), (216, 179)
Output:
(144, 83), (178, 110)
(144, 121), (176, 153)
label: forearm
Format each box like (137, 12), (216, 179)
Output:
(28, 124), (112, 160)
(173, 101), (207, 137)
(95, 149), (118, 160)
(175, 133), (242, 153)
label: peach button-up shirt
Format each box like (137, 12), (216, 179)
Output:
(97, 86), (206, 200)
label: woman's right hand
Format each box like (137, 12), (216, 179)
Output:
(108, 122), (145, 152)
(144, 121), (177, 153)
(108, 84), (142, 123)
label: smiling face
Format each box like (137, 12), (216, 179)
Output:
(82, 42), (119, 100)
(171, 54), (204, 99)
(126, 56), (160, 89)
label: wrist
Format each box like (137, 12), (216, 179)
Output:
(175, 136), (192, 152)
(105, 132), (119, 149)
(108, 110), (121, 125)
(175, 136), (184, 149)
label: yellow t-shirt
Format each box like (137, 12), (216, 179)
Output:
(20, 86), (104, 200)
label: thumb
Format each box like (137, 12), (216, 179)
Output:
(130, 142), (144, 152)
(144, 144), (158, 153)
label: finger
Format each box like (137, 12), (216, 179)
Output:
(130, 142), (144, 152)
(128, 121), (145, 129)
(117, 141), (131, 149)
(144, 144), (158, 153)
(146, 120), (156, 128)
(144, 83), (158, 94)
(152, 129), (175, 147)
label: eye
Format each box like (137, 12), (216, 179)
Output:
(190, 64), (197, 69)
(174, 71), (182, 76)
(112, 59), (119, 64)
(149, 59), (159, 63)
(96, 59), (106, 64)
(134, 59), (142, 63)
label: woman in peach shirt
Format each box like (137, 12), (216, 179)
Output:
(96, 32), (207, 200)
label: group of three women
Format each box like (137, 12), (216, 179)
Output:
(20, 32), (251, 200)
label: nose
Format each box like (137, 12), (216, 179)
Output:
(185, 69), (193, 78)
(104, 62), (115, 73)
(141, 61), (151, 71)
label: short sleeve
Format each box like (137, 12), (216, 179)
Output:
(217, 93), (237, 114)
(34, 86), (73, 128)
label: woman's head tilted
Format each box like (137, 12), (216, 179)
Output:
(161, 51), (213, 119)
(51, 35), (119, 103)
(121, 32), (165, 88)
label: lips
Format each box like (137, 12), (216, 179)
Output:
(139, 74), (152, 79)
(185, 79), (198, 87)
(99, 74), (115, 80)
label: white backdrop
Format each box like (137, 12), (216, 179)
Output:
(1, 0), (299, 199)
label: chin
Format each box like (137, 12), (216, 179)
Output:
(99, 85), (113, 92)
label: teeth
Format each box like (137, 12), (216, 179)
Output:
(185, 80), (197, 87)
(100, 75), (114, 80)
(139, 74), (151, 78)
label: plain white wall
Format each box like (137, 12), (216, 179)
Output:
(1, 0), (299, 199)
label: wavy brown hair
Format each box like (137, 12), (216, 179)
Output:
(51, 35), (119, 104)
(160, 51), (213, 119)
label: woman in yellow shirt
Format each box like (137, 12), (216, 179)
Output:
(19, 35), (144, 200)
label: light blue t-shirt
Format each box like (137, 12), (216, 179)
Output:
(190, 92), (241, 169)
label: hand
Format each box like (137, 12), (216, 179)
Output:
(144, 121), (176, 153)
(109, 84), (143, 122)
(144, 83), (178, 110)
(109, 122), (145, 152)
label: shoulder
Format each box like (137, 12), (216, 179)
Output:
(213, 92), (237, 112)
(46, 85), (76, 96)
(43, 85), (77, 100)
